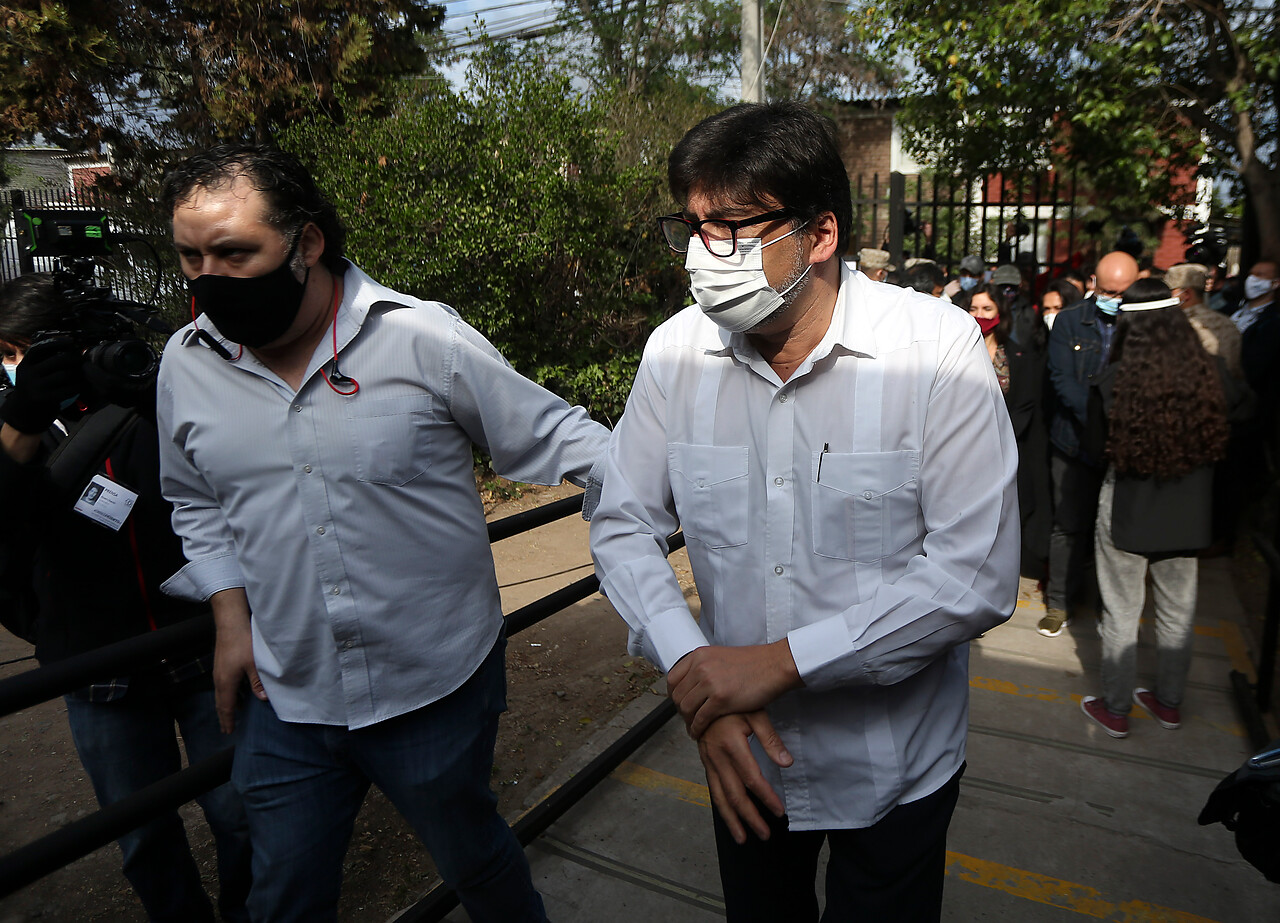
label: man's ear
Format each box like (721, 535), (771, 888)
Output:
(807, 212), (840, 265)
(296, 222), (326, 269)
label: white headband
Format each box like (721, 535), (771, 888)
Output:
(1120, 296), (1181, 312)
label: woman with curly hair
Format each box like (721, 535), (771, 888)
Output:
(1080, 278), (1232, 738)
(956, 283), (1052, 578)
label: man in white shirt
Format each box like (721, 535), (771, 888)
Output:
(589, 102), (1019, 922)
(156, 145), (609, 922)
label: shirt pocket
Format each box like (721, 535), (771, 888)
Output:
(344, 394), (434, 486)
(668, 444), (749, 549)
(812, 450), (920, 563)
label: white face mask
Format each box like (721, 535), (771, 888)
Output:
(1043, 312), (1056, 331)
(1244, 274), (1276, 301)
(685, 225), (810, 333)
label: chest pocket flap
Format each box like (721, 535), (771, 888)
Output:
(668, 443), (750, 549)
(813, 449), (920, 563)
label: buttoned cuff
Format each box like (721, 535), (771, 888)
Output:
(160, 552), (246, 602)
(788, 615), (868, 690)
(643, 608), (710, 674)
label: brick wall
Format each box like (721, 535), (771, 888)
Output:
(834, 111), (894, 184)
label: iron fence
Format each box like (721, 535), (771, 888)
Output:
(849, 170), (1095, 275)
(1, 188), (181, 315)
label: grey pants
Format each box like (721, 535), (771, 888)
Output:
(1095, 473), (1198, 715)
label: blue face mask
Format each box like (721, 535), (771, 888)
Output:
(959, 276), (979, 292)
(1095, 295), (1121, 315)
(2, 363), (15, 387)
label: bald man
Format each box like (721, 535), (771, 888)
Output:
(1038, 252), (1140, 637)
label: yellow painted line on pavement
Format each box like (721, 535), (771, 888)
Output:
(612, 762), (1220, 921)
(944, 852), (1220, 922)
(613, 761), (711, 808)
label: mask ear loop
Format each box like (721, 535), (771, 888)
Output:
(321, 279), (358, 396)
(190, 297), (242, 361)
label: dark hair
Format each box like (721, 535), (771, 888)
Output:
(0, 273), (70, 347)
(161, 144), (347, 273)
(668, 102), (852, 254)
(1061, 267), (1087, 289)
(1041, 279), (1081, 311)
(1107, 278), (1228, 480)
(953, 283), (1013, 345)
(903, 262), (946, 295)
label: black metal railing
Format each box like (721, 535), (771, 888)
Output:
(0, 494), (683, 914)
(850, 169), (1086, 276)
(1233, 532), (1280, 748)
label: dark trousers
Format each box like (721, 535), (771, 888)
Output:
(65, 684), (251, 923)
(231, 633), (544, 923)
(1046, 449), (1103, 613)
(712, 765), (964, 923)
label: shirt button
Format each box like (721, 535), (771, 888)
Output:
(863, 490), (874, 499)
(293, 404), (302, 412)
(331, 585), (341, 596)
(774, 565), (784, 575)
(303, 465), (313, 474)
(342, 639), (354, 650)
(778, 393), (789, 403)
(774, 477), (784, 486)
(316, 526), (326, 535)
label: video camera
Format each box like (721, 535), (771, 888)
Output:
(18, 208), (172, 391)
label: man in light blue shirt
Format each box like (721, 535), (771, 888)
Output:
(589, 103), (1019, 922)
(156, 144), (608, 922)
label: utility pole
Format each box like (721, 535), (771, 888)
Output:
(741, 0), (763, 102)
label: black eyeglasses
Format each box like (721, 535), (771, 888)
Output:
(657, 208), (794, 257)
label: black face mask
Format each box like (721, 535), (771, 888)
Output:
(189, 240), (309, 348)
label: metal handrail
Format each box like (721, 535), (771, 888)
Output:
(0, 493), (683, 912)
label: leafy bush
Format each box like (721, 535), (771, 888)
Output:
(281, 43), (695, 420)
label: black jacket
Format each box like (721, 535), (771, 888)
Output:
(1004, 332), (1052, 574)
(0, 394), (210, 664)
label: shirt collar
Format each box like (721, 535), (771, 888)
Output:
(719, 260), (878, 369)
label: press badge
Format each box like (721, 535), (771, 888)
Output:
(73, 474), (138, 531)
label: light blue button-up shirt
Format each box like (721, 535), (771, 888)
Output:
(590, 264), (1020, 829)
(158, 262), (609, 729)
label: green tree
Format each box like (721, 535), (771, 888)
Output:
(861, 0), (1280, 258)
(1, 1), (444, 162)
(281, 43), (689, 422)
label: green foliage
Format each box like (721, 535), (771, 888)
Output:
(281, 43), (696, 420)
(1, 1), (444, 167)
(861, 0), (1279, 253)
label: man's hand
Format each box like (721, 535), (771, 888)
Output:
(698, 711), (793, 845)
(210, 588), (266, 733)
(667, 640), (803, 740)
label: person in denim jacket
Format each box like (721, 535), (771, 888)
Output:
(1039, 251), (1140, 637)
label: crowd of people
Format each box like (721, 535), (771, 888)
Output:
(854, 243), (1279, 739)
(0, 96), (1273, 923)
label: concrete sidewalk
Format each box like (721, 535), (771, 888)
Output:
(455, 550), (1280, 921)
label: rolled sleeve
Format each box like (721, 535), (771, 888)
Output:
(160, 552), (247, 602)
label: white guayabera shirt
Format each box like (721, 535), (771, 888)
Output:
(157, 262), (609, 729)
(590, 263), (1020, 830)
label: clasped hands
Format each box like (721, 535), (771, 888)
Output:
(666, 640), (803, 845)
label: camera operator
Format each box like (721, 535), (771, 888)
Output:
(0, 271), (250, 923)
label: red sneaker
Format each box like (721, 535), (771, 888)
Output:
(1133, 688), (1181, 729)
(1081, 696), (1129, 738)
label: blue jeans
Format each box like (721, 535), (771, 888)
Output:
(232, 635), (545, 923)
(65, 683), (252, 923)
